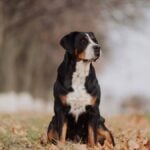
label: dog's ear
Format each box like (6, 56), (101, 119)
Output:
(60, 32), (79, 54)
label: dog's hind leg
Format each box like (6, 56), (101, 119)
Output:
(47, 116), (59, 144)
(97, 116), (115, 146)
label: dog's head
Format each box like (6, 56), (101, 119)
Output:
(60, 31), (101, 61)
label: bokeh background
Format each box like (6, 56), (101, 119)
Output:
(0, 0), (150, 115)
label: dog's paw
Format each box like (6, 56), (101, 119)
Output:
(47, 129), (58, 145)
(97, 127), (115, 147)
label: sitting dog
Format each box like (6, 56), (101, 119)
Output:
(47, 31), (115, 147)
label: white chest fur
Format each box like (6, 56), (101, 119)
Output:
(66, 61), (92, 121)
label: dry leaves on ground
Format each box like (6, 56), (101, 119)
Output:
(0, 113), (149, 150)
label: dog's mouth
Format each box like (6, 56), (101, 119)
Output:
(83, 56), (100, 62)
(83, 57), (99, 62)
(94, 55), (100, 61)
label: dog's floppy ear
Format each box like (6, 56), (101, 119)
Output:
(60, 32), (79, 54)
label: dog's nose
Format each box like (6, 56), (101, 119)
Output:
(93, 45), (100, 52)
(93, 45), (100, 56)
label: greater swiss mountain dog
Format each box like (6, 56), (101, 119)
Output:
(47, 31), (115, 147)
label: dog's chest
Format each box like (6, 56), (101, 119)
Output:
(66, 61), (92, 121)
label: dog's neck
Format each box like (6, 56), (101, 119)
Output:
(74, 60), (90, 78)
(66, 55), (92, 121)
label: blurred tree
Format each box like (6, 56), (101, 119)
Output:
(0, 0), (146, 99)
(0, 0), (105, 99)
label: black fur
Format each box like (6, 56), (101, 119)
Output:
(47, 31), (115, 146)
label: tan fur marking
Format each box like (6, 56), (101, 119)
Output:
(88, 126), (95, 147)
(60, 122), (67, 143)
(91, 96), (97, 106)
(77, 51), (86, 60)
(47, 129), (58, 141)
(97, 128), (113, 145)
(78, 52), (85, 59)
(59, 95), (67, 104)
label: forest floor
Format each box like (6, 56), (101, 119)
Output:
(0, 113), (150, 150)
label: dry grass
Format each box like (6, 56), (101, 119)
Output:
(0, 113), (150, 150)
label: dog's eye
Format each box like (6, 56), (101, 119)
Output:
(81, 38), (87, 44)
(92, 38), (98, 44)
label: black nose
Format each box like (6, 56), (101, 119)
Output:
(93, 45), (100, 52)
(93, 45), (100, 56)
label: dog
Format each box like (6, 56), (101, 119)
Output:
(47, 31), (115, 147)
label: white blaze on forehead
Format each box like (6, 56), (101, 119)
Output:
(86, 33), (97, 45)
(84, 33), (98, 60)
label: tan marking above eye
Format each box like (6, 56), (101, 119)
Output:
(81, 37), (87, 42)
(81, 38), (85, 42)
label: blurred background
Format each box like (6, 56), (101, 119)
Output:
(0, 0), (150, 115)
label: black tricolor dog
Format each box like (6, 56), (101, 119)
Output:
(47, 31), (115, 147)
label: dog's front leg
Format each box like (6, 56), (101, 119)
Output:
(60, 120), (68, 143)
(86, 106), (99, 147)
(56, 104), (70, 144)
(88, 125), (95, 147)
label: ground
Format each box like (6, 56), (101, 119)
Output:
(0, 113), (149, 150)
